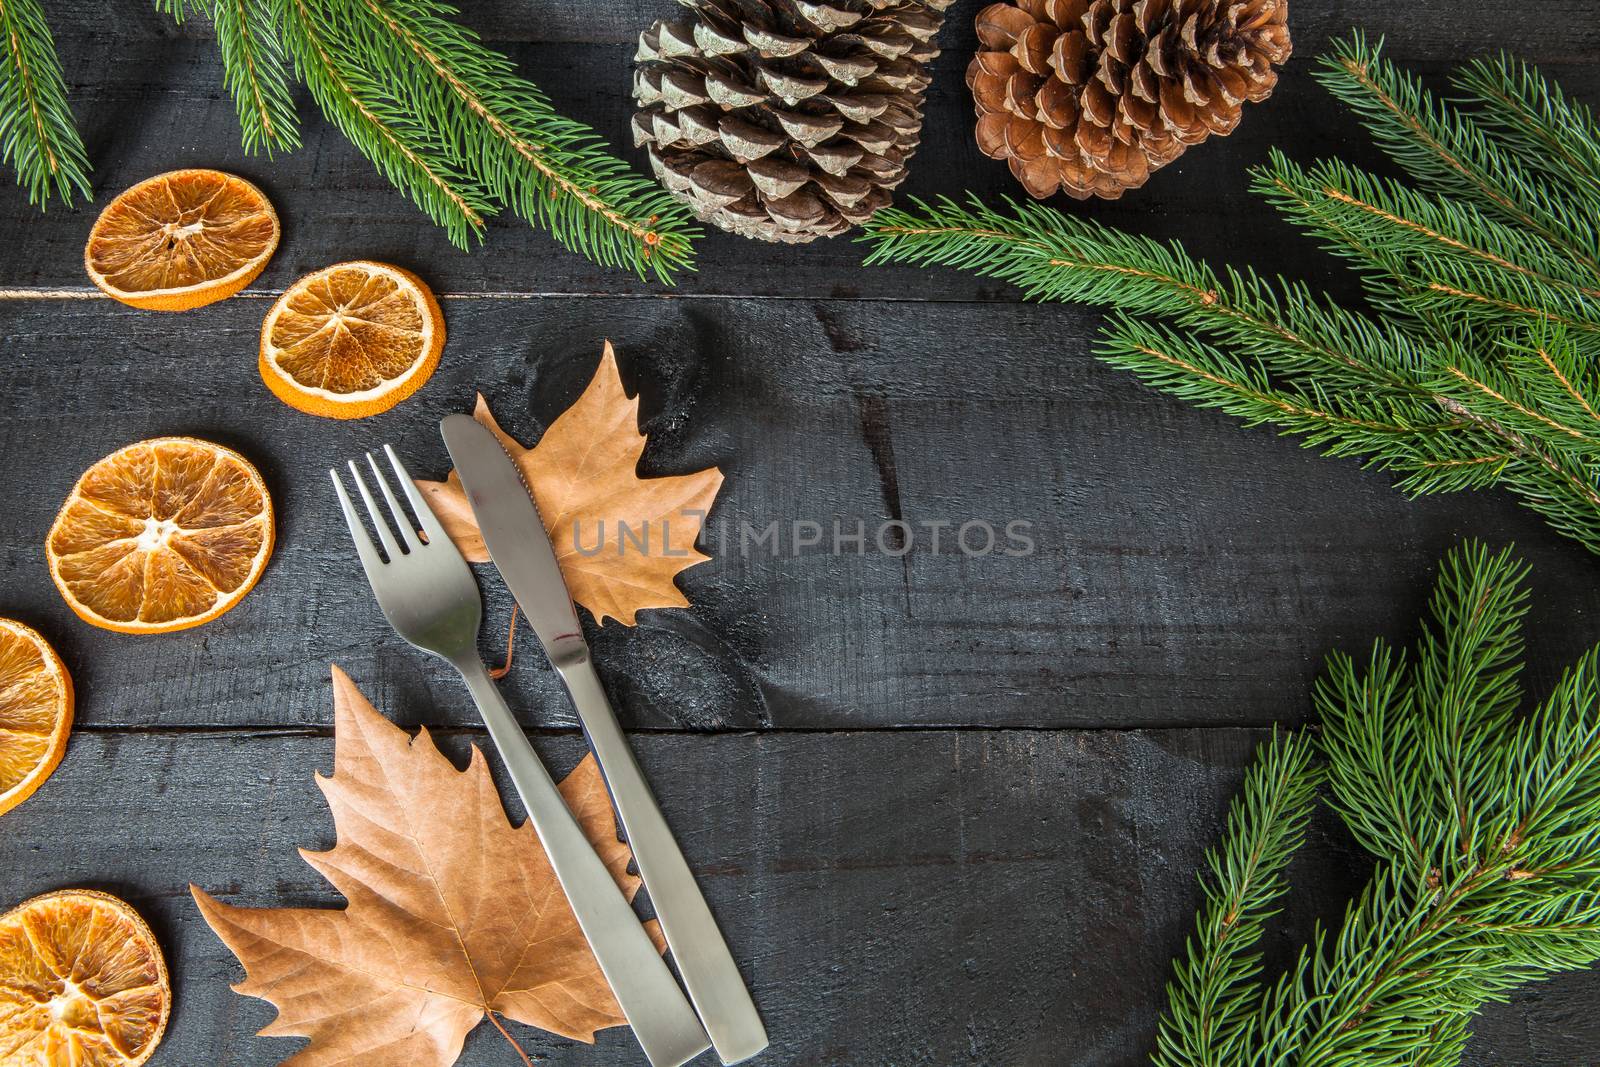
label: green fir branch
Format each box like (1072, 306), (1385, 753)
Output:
(163, 0), (298, 154)
(1407, 1014), (1473, 1067)
(861, 37), (1600, 558)
(1253, 152), (1600, 342)
(1315, 640), (1432, 881)
(1094, 317), (1462, 462)
(277, 0), (491, 246)
(0, 0), (88, 207)
(1151, 729), (1320, 1067)
(320, 0), (696, 279)
(1314, 33), (1600, 278)
(208, 0), (299, 155)
(1455, 54), (1600, 207)
(1408, 542), (1529, 857)
(148, 0), (698, 280)
(1148, 543), (1600, 1066)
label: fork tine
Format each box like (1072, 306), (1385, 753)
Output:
(347, 459), (404, 561)
(386, 444), (450, 546)
(330, 469), (386, 578)
(365, 452), (416, 552)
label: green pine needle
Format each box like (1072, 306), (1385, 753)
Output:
(276, 0), (493, 248)
(1151, 729), (1321, 1067)
(1315, 34), (1600, 275)
(304, 0), (698, 279)
(4, 0), (698, 280)
(0, 0), (89, 208)
(860, 35), (1600, 558)
(1455, 53), (1600, 209)
(1154, 542), (1600, 1066)
(207, 0), (301, 156)
(148, 0), (701, 280)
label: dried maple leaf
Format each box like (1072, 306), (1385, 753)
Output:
(417, 341), (724, 626)
(192, 666), (660, 1066)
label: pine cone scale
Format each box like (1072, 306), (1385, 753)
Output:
(969, 0), (1290, 199)
(1052, 31), (1090, 83)
(636, 0), (952, 243)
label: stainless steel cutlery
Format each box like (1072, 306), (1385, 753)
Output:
(332, 432), (766, 1066)
(331, 446), (711, 1067)
(440, 413), (768, 1064)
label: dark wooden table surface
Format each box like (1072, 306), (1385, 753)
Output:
(5, 2), (1600, 1064)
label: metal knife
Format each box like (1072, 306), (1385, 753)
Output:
(440, 413), (769, 1065)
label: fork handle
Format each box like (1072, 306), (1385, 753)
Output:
(454, 656), (711, 1067)
(559, 660), (769, 1065)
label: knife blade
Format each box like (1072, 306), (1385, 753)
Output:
(440, 413), (769, 1065)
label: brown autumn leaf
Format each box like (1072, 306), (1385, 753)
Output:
(192, 666), (661, 1066)
(417, 341), (724, 626)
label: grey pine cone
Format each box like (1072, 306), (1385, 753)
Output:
(633, 0), (954, 244)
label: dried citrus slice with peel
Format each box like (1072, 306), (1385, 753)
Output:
(0, 621), (72, 818)
(259, 260), (445, 419)
(84, 169), (279, 311)
(46, 438), (275, 634)
(0, 889), (171, 1066)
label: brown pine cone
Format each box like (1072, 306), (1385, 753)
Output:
(967, 0), (1291, 199)
(634, 0), (954, 244)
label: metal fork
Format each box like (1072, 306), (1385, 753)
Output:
(331, 446), (711, 1067)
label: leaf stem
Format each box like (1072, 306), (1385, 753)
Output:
(486, 1010), (535, 1067)
(488, 603), (520, 680)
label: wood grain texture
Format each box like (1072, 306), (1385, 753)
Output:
(0, 6), (1594, 300)
(3, 725), (1596, 1066)
(34, 0), (1600, 46)
(3, 0), (1599, 1063)
(3, 296), (1598, 731)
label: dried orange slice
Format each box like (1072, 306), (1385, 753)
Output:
(0, 889), (171, 1066)
(0, 621), (72, 818)
(259, 260), (446, 419)
(84, 169), (279, 311)
(46, 438), (275, 634)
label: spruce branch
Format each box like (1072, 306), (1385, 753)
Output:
(1455, 54), (1600, 207)
(204, 0), (299, 156)
(1409, 544), (1529, 855)
(1314, 640), (1431, 880)
(0, 0), (88, 207)
(1147, 542), (1600, 1066)
(152, 0), (698, 280)
(277, 0), (490, 246)
(861, 38), (1600, 558)
(1408, 1015), (1473, 1067)
(1253, 152), (1600, 341)
(1314, 34), (1600, 280)
(1151, 729), (1320, 1067)
(316, 0), (696, 278)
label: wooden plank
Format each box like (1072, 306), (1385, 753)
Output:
(2, 725), (1592, 1065)
(1, 6), (1593, 299)
(3, 3), (1596, 1063)
(3, 296), (1597, 732)
(42, 0), (1600, 48)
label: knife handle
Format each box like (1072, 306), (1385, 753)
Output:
(452, 655), (712, 1067)
(559, 659), (769, 1065)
